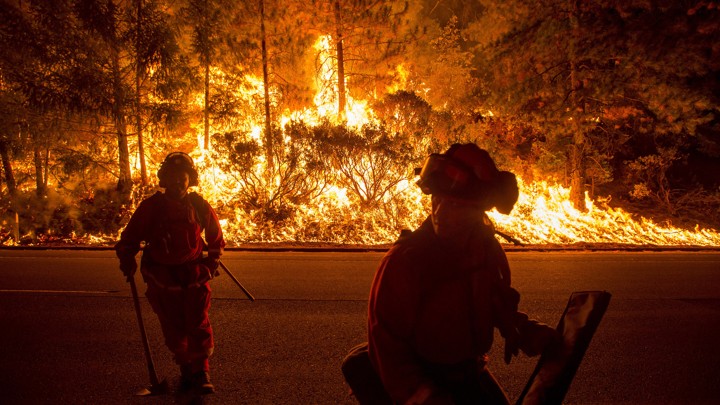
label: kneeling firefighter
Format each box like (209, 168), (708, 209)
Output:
(115, 152), (225, 394)
(361, 143), (558, 405)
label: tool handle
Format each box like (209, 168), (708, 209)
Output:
(128, 274), (161, 386)
(218, 260), (256, 302)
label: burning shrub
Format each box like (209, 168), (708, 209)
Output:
(209, 120), (332, 223)
(320, 121), (425, 209)
(0, 183), (148, 245)
(197, 118), (434, 243)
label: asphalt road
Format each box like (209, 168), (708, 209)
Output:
(0, 249), (719, 404)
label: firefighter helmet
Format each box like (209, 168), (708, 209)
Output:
(157, 152), (199, 188)
(416, 143), (518, 214)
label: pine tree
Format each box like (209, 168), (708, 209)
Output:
(0, 0), (81, 198)
(220, 0), (316, 168)
(308, 0), (414, 120)
(132, 0), (182, 183)
(181, 0), (229, 150)
(73, 0), (183, 195)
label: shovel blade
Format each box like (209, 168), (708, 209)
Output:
(134, 379), (169, 396)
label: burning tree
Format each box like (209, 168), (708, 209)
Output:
(308, 0), (414, 118)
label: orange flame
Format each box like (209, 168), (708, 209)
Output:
(489, 179), (720, 246)
(138, 36), (720, 248)
(190, 156), (720, 246)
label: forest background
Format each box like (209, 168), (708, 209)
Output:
(0, 0), (718, 246)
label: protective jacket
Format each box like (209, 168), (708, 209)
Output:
(367, 216), (522, 404)
(116, 191), (225, 288)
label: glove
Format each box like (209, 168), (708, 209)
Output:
(119, 256), (137, 280)
(493, 290), (521, 364)
(519, 321), (561, 357)
(503, 326), (521, 364)
(201, 256), (220, 278)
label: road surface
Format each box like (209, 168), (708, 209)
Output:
(0, 249), (719, 404)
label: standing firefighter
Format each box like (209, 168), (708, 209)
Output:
(115, 152), (225, 394)
(364, 143), (558, 404)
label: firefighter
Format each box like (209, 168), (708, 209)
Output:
(367, 143), (558, 405)
(115, 152), (225, 394)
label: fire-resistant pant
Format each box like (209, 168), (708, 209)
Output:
(146, 282), (214, 373)
(424, 358), (510, 405)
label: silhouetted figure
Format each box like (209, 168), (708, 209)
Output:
(366, 144), (557, 404)
(115, 152), (225, 395)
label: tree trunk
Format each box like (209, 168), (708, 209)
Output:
(569, 142), (585, 208)
(334, 0), (346, 121)
(136, 0), (147, 185)
(202, 0), (210, 149)
(204, 60), (210, 150)
(260, 0), (273, 172)
(116, 113), (132, 196)
(33, 141), (46, 197)
(136, 97), (147, 185)
(568, 0), (585, 210)
(43, 146), (49, 192)
(113, 50), (133, 198)
(0, 141), (16, 196)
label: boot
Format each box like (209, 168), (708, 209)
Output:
(179, 364), (193, 392)
(193, 371), (215, 394)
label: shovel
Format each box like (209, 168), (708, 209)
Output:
(127, 272), (169, 396)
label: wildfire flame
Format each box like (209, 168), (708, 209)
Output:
(488, 180), (720, 246)
(178, 35), (720, 248)
(191, 157), (720, 246)
(286, 35), (377, 128)
(5, 36), (717, 248)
